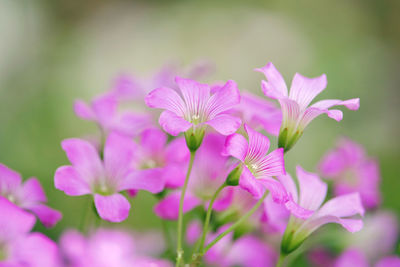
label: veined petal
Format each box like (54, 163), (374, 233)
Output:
(0, 163), (22, 194)
(54, 166), (91, 196)
(255, 62), (288, 98)
(28, 204), (62, 228)
(239, 167), (265, 199)
(244, 124), (270, 163)
(278, 98), (301, 130)
(61, 138), (103, 184)
(206, 80), (241, 118)
(159, 110), (192, 136)
(296, 166), (327, 211)
(311, 98), (360, 111)
(206, 114), (242, 135)
(277, 173), (298, 202)
(256, 148), (285, 178)
(73, 100), (95, 120)
(289, 73), (327, 110)
(94, 193), (130, 222)
(223, 133), (248, 162)
(154, 191), (200, 220)
(315, 192), (365, 218)
(119, 169), (165, 194)
(257, 177), (287, 204)
(19, 178), (47, 205)
(104, 132), (137, 183)
(175, 77), (210, 119)
(145, 86), (186, 116)
(302, 215), (363, 235)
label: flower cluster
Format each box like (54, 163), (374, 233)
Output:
(1, 62), (398, 267)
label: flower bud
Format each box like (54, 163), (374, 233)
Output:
(278, 127), (303, 152)
(184, 128), (205, 152)
(225, 164), (243, 186)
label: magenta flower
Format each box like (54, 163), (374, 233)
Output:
(0, 197), (61, 267)
(255, 62), (360, 151)
(223, 124), (286, 199)
(319, 137), (381, 209)
(0, 163), (61, 227)
(154, 134), (234, 219)
(74, 94), (152, 137)
(60, 229), (172, 267)
(232, 91), (282, 136)
(54, 132), (164, 222)
(145, 77), (241, 150)
(280, 166), (365, 254)
(376, 256), (400, 267)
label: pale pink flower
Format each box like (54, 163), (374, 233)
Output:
(0, 163), (61, 227)
(319, 137), (381, 209)
(54, 132), (164, 222)
(255, 62), (360, 151)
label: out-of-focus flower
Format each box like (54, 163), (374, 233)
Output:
(154, 134), (234, 219)
(74, 94), (152, 137)
(255, 62), (360, 151)
(376, 256), (400, 267)
(55, 132), (164, 222)
(186, 222), (277, 267)
(280, 166), (364, 255)
(0, 163), (61, 227)
(319, 137), (381, 209)
(223, 124), (286, 199)
(0, 197), (61, 267)
(334, 248), (369, 267)
(60, 229), (171, 267)
(232, 91), (282, 136)
(146, 77), (241, 151)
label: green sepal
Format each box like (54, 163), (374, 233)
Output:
(225, 165), (243, 186)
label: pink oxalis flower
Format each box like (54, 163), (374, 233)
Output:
(0, 197), (61, 267)
(255, 62), (360, 151)
(280, 166), (365, 254)
(319, 137), (381, 209)
(0, 163), (62, 227)
(54, 132), (164, 222)
(146, 77), (241, 150)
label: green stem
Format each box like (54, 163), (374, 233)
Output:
(276, 252), (286, 267)
(176, 151), (196, 267)
(198, 182), (227, 253)
(203, 189), (269, 253)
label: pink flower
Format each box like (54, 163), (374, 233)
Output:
(319, 137), (381, 209)
(376, 256), (400, 267)
(60, 229), (172, 267)
(280, 166), (365, 254)
(223, 124), (286, 199)
(154, 134), (234, 219)
(54, 132), (164, 222)
(334, 248), (369, 267)
(145, 77), (241, 148)
(255, 62), (360, 151)
(0, 197), (61, 267)
(0, 163), (62, 227)
(232, 91), (282, 136)
(74, 94), (152, 137)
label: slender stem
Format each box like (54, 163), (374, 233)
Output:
(203, 189), (269, 253)
(198, 182), (227, 253)
(276, 252), (286, 267)
(176, 151), (196, 267)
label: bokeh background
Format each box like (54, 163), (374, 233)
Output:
(0, 0), (399, 254)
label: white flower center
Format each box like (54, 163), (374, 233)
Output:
(7, 194), (15, 203)
(250, 164), (258, 170)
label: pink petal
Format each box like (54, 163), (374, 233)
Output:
(376, 256), (400, 267)
(104, 132), (137, 182)
(186, 220), (202, 245)
(277, 173), (298, 202)
(114, 112), (153, 137)
(120, 169), (165, 194)
(206, 114), (242, 135)
(244, 124), (271, 162)
(0, 163), (22, 194)
(311, 98), (360, 111)
(335, 249), (368, 267)
(296, 166), (327, 211)
(94, 193), (130, 222)
(255, 62), (288, 98)
(19, 178), (47, 205)
(165, 137), (190, 163)
(154, 191), (200, 220)
(257, 148), (285, 178)
(91, 94), (118, 128)
(159, 110), (192, 136)
(223, 133), (248, 162)
(316, 192), (365, 218)
(278, 98), (301, 127)
(289, 73), (327, 110)
(206, 80), (241, 118)
(239, 167), (265, 199)
(175, 77), (210, 116)
(163, 165), (186, 189)
(0, 196), (36, 239)
(73, 100), (95, 120)
(257, 177), (288, 203)
(145, 86), (186, 116)
(140, 128), (168, 155)
(54, 166), (91, 196)
(28, 204), (62, 228)
(212, 187), (234, 212)
(61, 138), (103, 184)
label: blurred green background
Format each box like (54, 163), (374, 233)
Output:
(0, 0), (399, 244)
